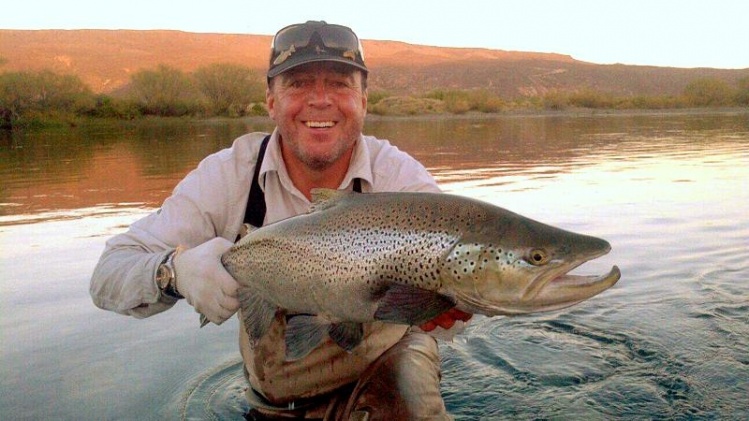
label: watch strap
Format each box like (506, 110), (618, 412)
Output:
(159, 251), (184, 299)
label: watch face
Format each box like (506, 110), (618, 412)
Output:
(156, 265), (169, 289)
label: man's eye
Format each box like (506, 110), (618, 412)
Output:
(287, 79), (310, 88)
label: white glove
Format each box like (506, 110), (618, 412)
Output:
(173, 237), (240, 325)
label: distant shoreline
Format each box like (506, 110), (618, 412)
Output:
(362, 107), (749, 121)
(230, 107), (749, 126)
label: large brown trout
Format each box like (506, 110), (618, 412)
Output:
(221, 189), (621, 360)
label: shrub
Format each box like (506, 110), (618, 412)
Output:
(734, 76), (749, 106)
(129, 65), (199, 116)
(683, 78), (734, 107)
(369, 96), (445, 116)
(193, 63), (264, 116)
(0, 70), (93, 126)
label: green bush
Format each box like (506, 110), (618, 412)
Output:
(0, 70), (94, 127)
(423, 89), (504, 114)
(683, 78), (734, 107)
(366, 90), (391, 106)
(246, 102), (269, 116)
(369, 96), (445, 116)
(470, 90), (505, 113)
(82, 95), (141, 119)
(129, 65), (199, 116)
(567, 89), (617, 109)
(193, 63), (265, 116)
(734, 76), (749, 106)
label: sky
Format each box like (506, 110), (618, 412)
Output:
(3, 0), (748, 69)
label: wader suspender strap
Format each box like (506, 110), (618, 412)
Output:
(241, 135), (362, 230)
(243, 135), (271, 229)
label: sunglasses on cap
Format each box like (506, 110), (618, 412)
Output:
(267, 21), (368, 79)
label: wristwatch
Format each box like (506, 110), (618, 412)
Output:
(156, 251), (184, 299)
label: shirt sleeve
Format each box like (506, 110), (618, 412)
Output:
(89, 134), (260, 318)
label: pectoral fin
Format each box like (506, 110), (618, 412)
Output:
(374, 284), (456, 325)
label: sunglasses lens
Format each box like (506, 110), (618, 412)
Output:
(317, 25), (361, 51)
(272, 23), (361, 56)
(272, 25), (314, 51)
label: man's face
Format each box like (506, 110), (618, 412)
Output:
(266, 62), (368, 171)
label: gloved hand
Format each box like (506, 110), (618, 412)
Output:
(419, 308), (473, 331)
(173, 237), (240, 325)
(417, 308), (473, 340)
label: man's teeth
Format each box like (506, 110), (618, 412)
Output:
(305, 121), (335, 128)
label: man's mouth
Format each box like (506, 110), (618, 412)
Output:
(305, 121), (336, 128)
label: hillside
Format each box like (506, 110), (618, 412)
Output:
(1, 29), (747, 98)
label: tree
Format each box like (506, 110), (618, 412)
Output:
(193, 63), (264, 116)
(0, 70), (92, 126)
(129, 65), (197, 116)
(34, 70), (93, 112)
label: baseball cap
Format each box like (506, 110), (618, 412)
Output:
(267, 21), (368, 79)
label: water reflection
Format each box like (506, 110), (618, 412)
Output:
(0, 118), (275, 218)
(3, 112), (747, 222)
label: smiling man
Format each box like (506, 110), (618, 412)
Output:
(91, 21), (470, 420)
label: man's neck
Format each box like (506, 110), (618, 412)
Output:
(281, 144), (355, 201)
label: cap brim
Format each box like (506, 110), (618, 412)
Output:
(267, 56), (368, 79)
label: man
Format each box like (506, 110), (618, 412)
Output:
(90, 21), (470, 420)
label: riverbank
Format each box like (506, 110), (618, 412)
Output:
(363, 106), (749, 121)
(3, 107), (746, 133)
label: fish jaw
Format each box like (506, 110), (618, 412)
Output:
(443, 226), (620, 316)
(453, 261), (621, 316)
(524, 265), (621, 312)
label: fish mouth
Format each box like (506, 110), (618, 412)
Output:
(520, 262), (621, 313)
(549, 264), (621, 290)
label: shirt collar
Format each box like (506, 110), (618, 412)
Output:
(259, 128), (373, 197)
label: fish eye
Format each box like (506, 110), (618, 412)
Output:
(527, 249), (549, 266)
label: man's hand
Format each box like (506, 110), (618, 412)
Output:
(419, 308), (473, 332)
(173, 238), (240, 325)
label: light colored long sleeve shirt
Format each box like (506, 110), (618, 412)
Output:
(90, 129), (441, 402)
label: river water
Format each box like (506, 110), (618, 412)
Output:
(1, 111), (747, 420)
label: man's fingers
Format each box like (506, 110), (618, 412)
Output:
(220, 277), (240, 298)
(219, 295), (240, 313)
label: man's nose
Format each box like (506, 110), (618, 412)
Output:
(307, 80), (332, 106)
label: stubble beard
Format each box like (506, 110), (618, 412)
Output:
(300, 136), (355, 171)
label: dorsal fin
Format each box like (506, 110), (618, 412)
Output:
(309, 188), (349, 212)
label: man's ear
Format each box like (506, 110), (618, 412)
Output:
(361, 88), (368, 116)
(265, 87), (275, 119)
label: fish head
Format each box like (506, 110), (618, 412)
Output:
(441, 209), (620, 316)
